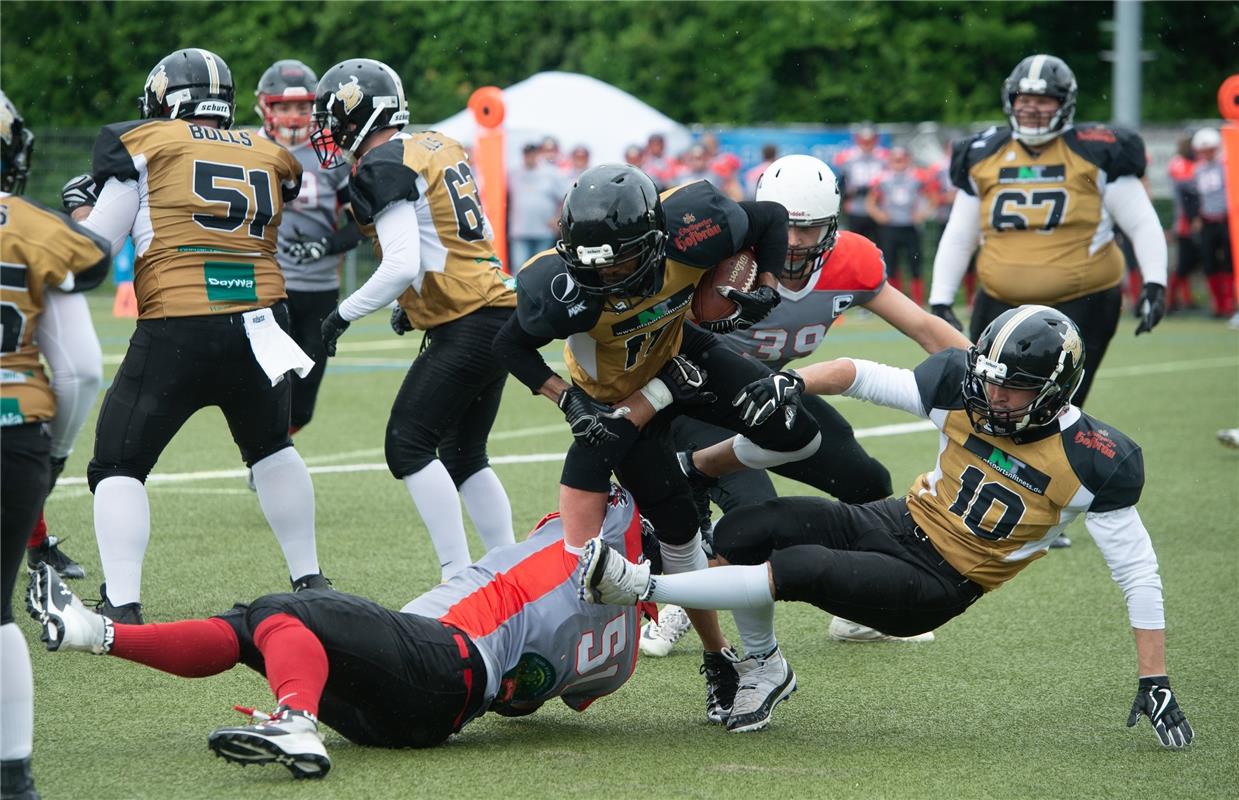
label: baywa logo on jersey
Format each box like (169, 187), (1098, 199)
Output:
(997, 164), (1066, 184)
(0, 397), (24, 426)
(204, 262), (258, 303)
(146, 65), (169, 103)
(334, 76), (364, 115)
(964, 435), (1050, 494)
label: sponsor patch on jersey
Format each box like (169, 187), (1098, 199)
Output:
(503, 652), (557, 702)
(0, 396), (24, 427)
(964, 434), (1050, 494)
(997, 164), (1066, 184)
(610, 285), (694, 336)
(671, 215), (723, 253)
(203, 262), (258, 302)
(0, 263), (27, 290)
(551, 271), (581, 304)
(1074, 429), (1117, 459)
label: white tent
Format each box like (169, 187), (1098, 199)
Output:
(430, 71), (692, 165)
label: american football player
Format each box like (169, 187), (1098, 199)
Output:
(1, 89), (111, 800)
(583, 307), (1193, 748)
(833, 123), (888, 243)
(929, 54), (1168, 408)
(66, 48), (327, 623)
(311, 59), (517, 579)
(28, 487), (653, 781)
(492, 163), (821, 723)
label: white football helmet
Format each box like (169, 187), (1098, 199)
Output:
(755, 154), (841, 279)
(1191, 127), (1220, 152)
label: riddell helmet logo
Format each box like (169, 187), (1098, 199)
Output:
(147, 65), (169, 102)
(334, 76), (364, 114)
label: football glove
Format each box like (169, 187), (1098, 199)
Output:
(931, 303), (964, 333)
(733, 369), (805, 429)
(61, 174), (98, 213)
(1134, 283), (1166, 336)
(283, 237), (331, 265)
(1126, 675), (1193, 747)
(390, 306), (414, 336)
(657, 355), (716, 406)
(558, 386), (632, 448)
(701, 284), (781, 333)
(320, 308), (351, 357)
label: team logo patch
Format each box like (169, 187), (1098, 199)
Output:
(1059, 325), (1083, 365)
(146, 65), (169, 103)
(963, 435), (1050, 494)
(682, 212), (696, 224)
(333, 76), (364, 114)
(551, 272), (580, 304)
(501, 652), (557, 702)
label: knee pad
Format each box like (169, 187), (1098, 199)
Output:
(86, 462), (148, 493)
(733, 431), (821, 469)
(385, 423), (438, 480)
(440, 450), (489, 488)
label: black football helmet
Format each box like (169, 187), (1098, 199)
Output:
(1002, 54), (1077, 146)
(256, 59), (317, 146)
(964, 305), (1085, 436)
(139, 48), (235, 128)
(556, 164), (666, 311)
(0, 90), (33, 194)
(310, 58), (409, 168)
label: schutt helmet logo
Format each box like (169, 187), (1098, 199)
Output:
(334, 76), (364, 114)
(146, 65), (169, 103)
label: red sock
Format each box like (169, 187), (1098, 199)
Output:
(253, 613), (327, 716)
(1222, 272), (1237, 316)
(911, 277), (924, 306)
(1206, 273), (1227, 316)
(27, 511), (48, 549)
(288, 424), (302, 436)
(1177, 275), (1195, 307)
(963, 271), (977, 305)
(111, 618), (240, 677)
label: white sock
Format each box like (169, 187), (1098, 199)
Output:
(94, 476), (150, 605)
(251, 447), (320, 582)
(403, 461), (470, 580)
(733, 605), (778, 657)
(659, 533), (708, 574)
(649, 564), (774, 609)
(0, 624), (33, 760)
(458, 468), (514, 551)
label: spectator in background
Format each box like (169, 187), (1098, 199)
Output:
(1188, 127), (1233, 319)
(507, 143), (563, 272)
(643, 133), (674, 188)
(1167, 135), (1199, 313)
(924, 143), (976, 306)
(744, 143), (778, 199)
(833, 123), (889, 243)
(540, 136), (566, 172)
(711, 152), (745, 201)
(566, 144), (591, 181)
(866, 147), (935, 306)
(673, 144), (721, 189)
(624, 144), (644, 168)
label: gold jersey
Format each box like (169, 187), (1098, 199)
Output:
(350, 131), (515, 330)
(906, 350), (1144, 591)
(0, 194), (110, 425)
(91, 118), (302, 318)
(951, 125), (1146, 305)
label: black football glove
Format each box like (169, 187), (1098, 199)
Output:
(320, 308), (351, 357)
(657, 355), (716, 406)
(390, 306), (414, 336)
(702, 284), (781, 333)
(558, 386), (632, 448)
(1134, 283), (1166, 336)
(61, 174), (98, 213)
(931, 303), (964, 333)
(1127, 676), (1193, 747)
(283, 237), (331, 265)
(732, 369), (805, 429)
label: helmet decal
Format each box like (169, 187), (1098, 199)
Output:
(147, 65), (169, 104)
(334, 76), (364, 115)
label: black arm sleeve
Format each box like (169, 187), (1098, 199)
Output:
(350, 140), (420, 225)
(90, 120), (147, 185)
(914, 348), (969, 414)
(493, 311), (557, 394)
(738, 200), (790, 277)
(325, 218), (365, 255)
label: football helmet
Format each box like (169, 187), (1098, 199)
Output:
(139, 48), (235, 128)
(256, 59), (317, 146)
(1191, 127), (1220, 152)
(556, 164), (666, 310)
(964, 305), (1085, 436)
(1002, 54), (1077, 146)
(310, 58), (409, 168)
(0, 90), (34, 194)
(755, 154), (840, 279)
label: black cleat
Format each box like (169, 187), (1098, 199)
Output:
(700, 647), (741, 724)
(94, 583), (144, 625)
(27, 535), (86, 579)
(291, 573), (333, 592)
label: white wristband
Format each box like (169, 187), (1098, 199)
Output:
(639, 377), (674, 412)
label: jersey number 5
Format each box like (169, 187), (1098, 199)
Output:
(192, 161), (275, 238)
(990, 188), (1068, 232)
(947, 465), (1027, 540)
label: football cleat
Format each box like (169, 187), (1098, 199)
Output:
(209, 706), (330, 779)
(26, 565), (111, 654)
(291, 573), (333, 592)
(1048, 535), (1073, 549)
(700, 647), (741, 724)
(1217, 428), (1239, 449)
(639, 605), (693, 658)
(828, 617), (935, 643)
(726, 646), (796, 733)
(27, 534), (86, 579)
(579, 537), (652, 605)
(0, 757), (38, 800)
(94, 583), (144, 625)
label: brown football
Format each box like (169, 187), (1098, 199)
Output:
(691, 248), (758, 323)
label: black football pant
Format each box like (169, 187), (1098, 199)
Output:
(878, 224), (924, 280)
(716, 496), (983, 638)
(385, 307), (512, 483)
(671, 393), (892, 511)
(88, 305), (295, 490)
(844, 213), (881, 245)
(561, 323), (821, 546)
(2, 424), (50, 624)
(1200, 220), (1232, 277)
(217, 590), (487, 748)
(970, 285), (1121, 409)
(285, 289), (338, 431)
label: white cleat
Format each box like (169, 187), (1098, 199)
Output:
(578, 537), (652, 605)
(208, 706), (331, 780)
(25, 564), (111, 653)
(726, 646), (796, 733)
(639, 605), (692, 657)
(1217, 428), (1239, 450)
(828, 617), (935, 643)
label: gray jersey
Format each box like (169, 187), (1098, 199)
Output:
(721, 231), (886, 370)
(275, 138), (350, 291)
(871, 168), (925, 226)
(403, 488), (644, 711)
(1194, 159), (1228, 220)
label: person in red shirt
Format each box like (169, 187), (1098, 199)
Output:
(1166, 135), (1199, 312)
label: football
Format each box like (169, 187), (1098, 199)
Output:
(691, 248), (758, 323)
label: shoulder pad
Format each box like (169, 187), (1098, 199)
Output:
(949, 127), (1011, 195)
(1064, 125), (1146, 180)
(914, 348), (968, 413)
(663, 181), (749, 267)
(350, 139), (420, 225)
(1062, 413), (1144, 512)
(91, 119), (154, 184)
(817, 231), (886, 291)
(515, 253), (602, 338)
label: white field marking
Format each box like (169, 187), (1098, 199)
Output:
(301, 424), (570, 465)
